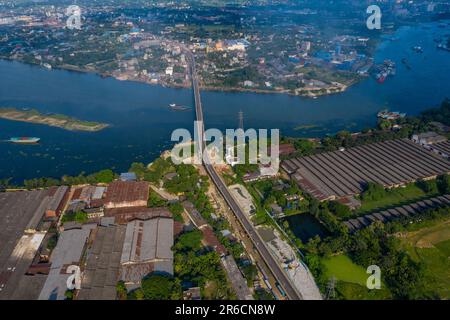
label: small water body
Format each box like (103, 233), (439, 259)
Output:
(282, 213), (329, 243)
(0, 21), (449, 182)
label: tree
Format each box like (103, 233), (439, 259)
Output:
(64, 289), (74, 300)
(436, 174), (450, 194)
(0, 178), (12, 191)
(361, 182), (386, 201)
(328, 201), (352, 219)
(293, 139), (315, 156)
(47, 234), (58, 250)
(173, 230), (203, 251)
(94, 169), (114, 183)
(129, 162), (147, 179)
(147, 191), (166, 207)
(75, 211), (88, 223)
(140, 274), (181, 300)
(169, 202), (184, 222)
(116, 281), (127, 300)
(254, 288), (274, 300)
(241, 264), (258, 287)
(378, 119), (391, 131)
(416, 179), (438, 194)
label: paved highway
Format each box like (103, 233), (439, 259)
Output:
(185, 50), (303, 300)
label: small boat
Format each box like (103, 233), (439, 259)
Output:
(168, 103), (191, 111)
(8, 137), (40, 144)
(377, 110), (406, 120)
(412, 46), (423, 53)
(437, 43), (450, 52)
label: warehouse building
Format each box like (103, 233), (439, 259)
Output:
(38, 224), (96, 300)
(78, 212), (175, 297)
(0, 188), (69, 299)
(104, 181), (149, 209)
(120, 217), (174, 290)
(282, 139), (450, 201)
(423, 140), (450, 159)
(344, 194), (450, 232)
(77, 220), (127, 300)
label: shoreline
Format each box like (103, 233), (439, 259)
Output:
(0, 57), (359, 98)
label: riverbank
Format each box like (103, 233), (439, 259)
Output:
(0, 108), (109, 132)
(1, 20), (449, 182)
(0, 56), (356, 99)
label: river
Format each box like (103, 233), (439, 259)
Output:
(0, 21), (449, 182)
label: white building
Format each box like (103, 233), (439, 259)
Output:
(165, 66), (174, 76)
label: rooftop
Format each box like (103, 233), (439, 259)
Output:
(104, 206), (171, 224)
(104, 181), (150, 208)
(344, 194), (450, 232)
(38, 224), (95, 300)
(78, 224), (127, 300)
(119, 217), (174, 287)
(282, 139), (450, 201)
(120, 172), (137, 182)
(0, 189), (67, 299)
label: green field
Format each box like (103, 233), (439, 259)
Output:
(323, 255), (391, 300)
(435, 239), (450, 257)
(357, 184), (436, 214)
(323, 255), (368, 286)
(400, 220), (450, 299)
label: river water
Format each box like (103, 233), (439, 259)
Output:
(0, 21), (449, 182)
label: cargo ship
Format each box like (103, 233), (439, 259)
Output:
(8, 137), (40, 144)
(373, 60), (396, 83)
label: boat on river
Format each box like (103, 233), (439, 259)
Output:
(8, 137), (40, 144)
(168, 103), (191, 111)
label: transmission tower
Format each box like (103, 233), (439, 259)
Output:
(238, 110), (244, 130)
(325, 276), (336, 300)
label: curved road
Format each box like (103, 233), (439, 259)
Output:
(185, 50), (303, 300)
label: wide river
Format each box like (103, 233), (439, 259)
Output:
(0, 21), (449, 182)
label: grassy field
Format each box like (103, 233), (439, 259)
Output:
(399, 219), (450, 299)
(322, 255), (391, 300)
(357, 184), (436, 214)
(323, 255), (368, 286)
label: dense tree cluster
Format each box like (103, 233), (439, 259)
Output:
(19, 169), (116, 189)
(436, 174), (450, 194)
(361, 182), (386, 202)
(129, 274), (182, 300)
(420, 98), (450, 127)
